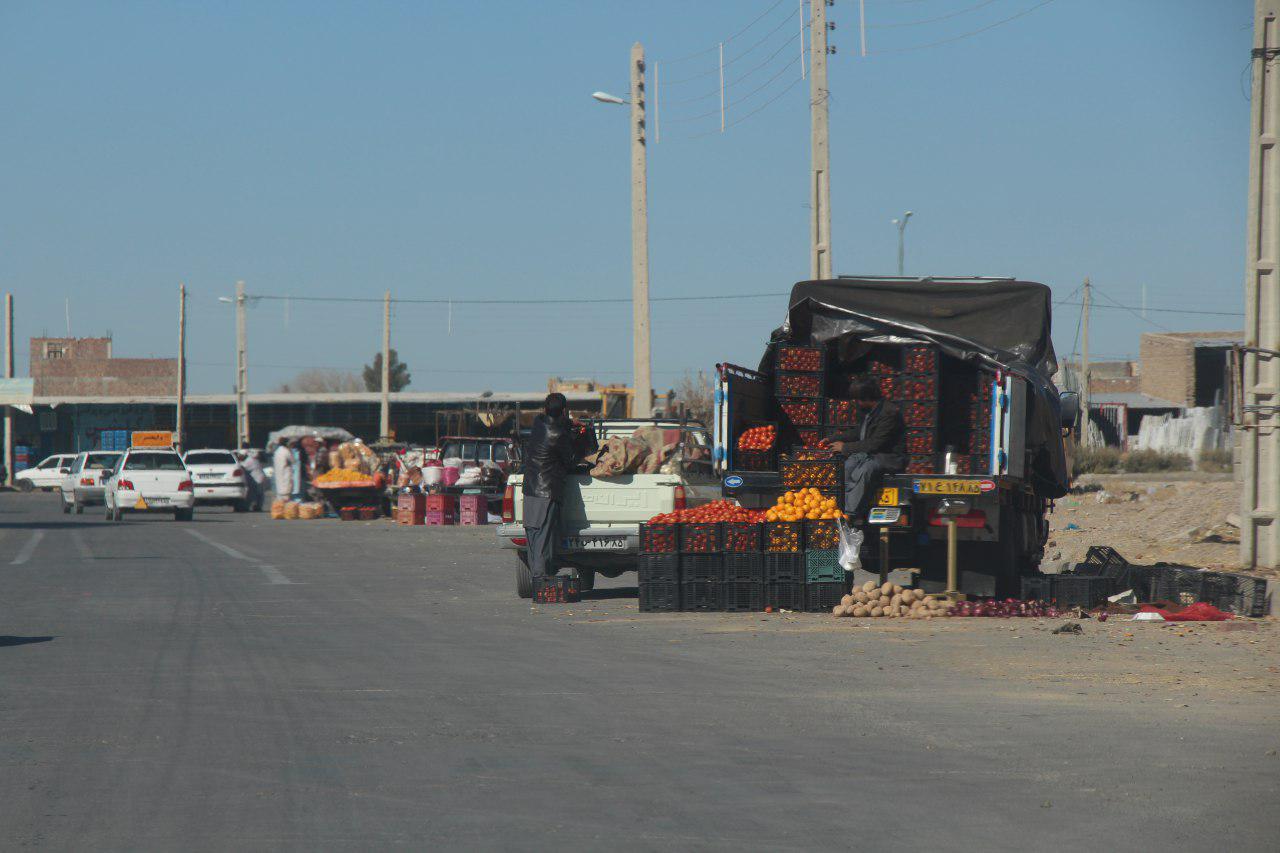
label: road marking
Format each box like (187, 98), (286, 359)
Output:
(257, 564), (294, 585)
(71, 530), (93, 560)
(11, 530), (45, 565)
(184, 528), (252, 561)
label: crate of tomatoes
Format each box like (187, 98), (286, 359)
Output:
(735, 423), (777, 471)
(776, 345), (824, 373)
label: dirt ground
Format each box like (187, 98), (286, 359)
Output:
(1045, 474), (1261, 577)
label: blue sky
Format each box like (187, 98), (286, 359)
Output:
(0, 1), (1253, 393)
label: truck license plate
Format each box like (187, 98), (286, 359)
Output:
(913, 479), (981, 495)
(562, 536), (626, 551)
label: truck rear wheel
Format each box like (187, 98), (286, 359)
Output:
(516, 553), (532, 599)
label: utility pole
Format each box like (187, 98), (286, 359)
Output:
(380, 290), (391, 440)
(1242, 1), (1280, 570)
(1080, 277), (1092, 448)
(631, 41), (653, 418)
(3, 293), (12, 487)
(235, 280), (248, 448)
(176, 283), (186, 449)
(894, 211), (913, 276)
(809, 0), (833, 280)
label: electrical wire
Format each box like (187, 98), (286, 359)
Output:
(657, 0), (789, 65)
(865, 0), (1002, 29)
(661, 2), (797, 86)
(221, 291), (793, 306)
(867, 0), (1058, 54)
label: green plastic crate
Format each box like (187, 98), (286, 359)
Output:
(805, 549), (844, 583)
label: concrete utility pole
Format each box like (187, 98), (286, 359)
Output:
(1080, 278), (1092, 448)
(894, 211), (913, 276)
(235, 280), (249, 448)
(3, 293), (12, 487)
(809, 0), (833, 280)
(631, 41), (653, 418)
(1242, 1), (1280, 570)
(380, 290), (391, 440)
(176, 283), (186, 448)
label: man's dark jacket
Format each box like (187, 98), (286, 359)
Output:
(828, 401), (906, 469)
(522, 414), (579, 499)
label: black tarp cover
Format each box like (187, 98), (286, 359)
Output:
(769, 277), (1069, 498)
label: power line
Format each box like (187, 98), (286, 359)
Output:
(867, 0), (1058, 54)
(866, 0), (1002, 29)
(225, 291), (793, 306)
(657, 0), (789, 65)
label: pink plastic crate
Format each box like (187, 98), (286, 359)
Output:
(425, 509), (456, 526)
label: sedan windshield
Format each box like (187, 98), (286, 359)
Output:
(124, 453), (186, 471)
(185, 451), (236, 466)
(86, 453), (120, 470)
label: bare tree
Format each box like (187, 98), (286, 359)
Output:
(675, 370), (714, 424)
(275, 369), (363, 394)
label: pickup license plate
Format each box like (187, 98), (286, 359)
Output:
(914, 479), (981, 495)
(562, 536), (627, 551)
(876, 488), (899, 506)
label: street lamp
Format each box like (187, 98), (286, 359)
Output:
(591, 42), (652, 418)
(892, 211), (914, 277)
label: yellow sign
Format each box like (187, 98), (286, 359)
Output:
(131, 431), (173, 448)
(134, 496), (148, 510)
(914, 479), (982, 495)
(876, 488), (899, 506)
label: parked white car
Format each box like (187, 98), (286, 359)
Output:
(14, 454), (76, 492)
(103, 448), (195, 521)
(59, 451), (122, 513)
(183, 449), (249, 511)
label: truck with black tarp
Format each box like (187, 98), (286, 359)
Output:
(714, 276), (1077, 597)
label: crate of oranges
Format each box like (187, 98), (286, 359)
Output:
(779, 458), (842, 489)
(764, 521), (804, 553)
(765, 488), (843, 522)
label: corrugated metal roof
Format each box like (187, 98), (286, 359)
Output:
(32, 390), (602, 406)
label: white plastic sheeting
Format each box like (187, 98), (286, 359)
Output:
(1131, 407), (1227, 455)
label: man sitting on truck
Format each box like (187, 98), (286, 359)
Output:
(827, 377), (906, 521)
(522, 393), (579, 579)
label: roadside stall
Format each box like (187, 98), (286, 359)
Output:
(312, 440), (385, 519)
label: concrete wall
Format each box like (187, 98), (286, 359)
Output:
(1140, 334), (1195, 406)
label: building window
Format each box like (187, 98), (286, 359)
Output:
(44, 343), (65, 359)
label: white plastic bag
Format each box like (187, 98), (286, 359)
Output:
(836, 518), (864, 572)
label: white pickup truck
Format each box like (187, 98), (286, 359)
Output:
(496, 419), (720, 598)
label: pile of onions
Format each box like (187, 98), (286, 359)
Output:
(948, 598), (1061, 618)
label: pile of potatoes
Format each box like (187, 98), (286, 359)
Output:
(832, 581), (951, 619)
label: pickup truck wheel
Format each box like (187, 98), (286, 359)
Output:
(17, 479), (33, 493)
(516, 554), (532, 599)
(174, 508), (193, 522)
(74, 497), (84, 514)
(232, 500), (248, 513)
(575, 568), (596, 591)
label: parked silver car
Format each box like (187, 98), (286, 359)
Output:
(60, 451), (122, 513)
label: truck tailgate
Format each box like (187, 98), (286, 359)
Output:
(509, 474), (682, 528)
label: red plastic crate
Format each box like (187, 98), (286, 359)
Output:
(902, 400), (938, 429)
(459, 494), (486, 513)
(776, 345), (824, 373)
(778, 398), (822, 426)
(460, 506), (488, 526)
(396, 492), (425, 525)
(898, 374), (938, 400)
(905, 429), (936, 455)
(425, 494), (458, 513)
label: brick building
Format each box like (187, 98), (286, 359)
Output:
(1138, 331), (1241, 408)
(30, 336), (176, 397)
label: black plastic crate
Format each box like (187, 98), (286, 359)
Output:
(533, 575), (581, 604)
(1150, 565), (1209, 607)
(805, 518), (840, 551)
(765, 581), (806, 611)
(764, 521), (804, 553)
(735, 448), (777, 472)
(905, 454), (936, 474)
(905, 428), (937, 455)
(764, 552), (806, 583)
(680, 554), (724, 582)
(722, 522), (763, 554)
(1020, 575), (1053, 601)
(679, 523), (722, 554)
(1209, 573), (1269, 617)
(897, 374), (939, 401)
(964, 430), (991, 455)
(902, 400), (938, 429)
(639, 522), (679, 554)
(806, 581), (847, 613)
(1050, 575), (1113, 609)
(826, 398), (858, 427)
(638, 553), (681, 584)
(776, 344), (825, 373)
(777, 397), (823, 427)
(639, 580), (680, 612)
(904, 344), (939, 374)
(775, 371), (824, 398)
(779, 458), (842, 490)
(681, 580), (720, 611)
(721, 581), (765, 613)
(723, 553), (765, 583)
(875, 374), (898, 400)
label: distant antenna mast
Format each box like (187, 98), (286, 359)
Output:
(65, 298), (71, 337)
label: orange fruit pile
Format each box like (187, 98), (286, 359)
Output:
(765, 488), (842, 522)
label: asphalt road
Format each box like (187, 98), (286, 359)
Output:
(1, 492), (1277, 851)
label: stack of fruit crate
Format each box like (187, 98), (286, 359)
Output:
(803, 518), (846, 612)
(775, 345), (826, 441)
(894, 345), (940, 474)
(940, 368), (996, 475)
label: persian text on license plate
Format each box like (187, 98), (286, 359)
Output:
(913, 479), (981, 495)
(145, 495), (172, 505)
(562, 536), (627, 551)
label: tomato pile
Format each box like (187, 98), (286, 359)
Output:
(778, 399), (821, 425)
(722, 521), (762, 552)
(680, 523), (720, 553)
(796, 429), (834, 451)
(736, 425), (776, 451)
(647, 500), (766, 526)
(866, 354), (898, 374)
(776, 373), (821, 397)
(777, 346), (823, 372)
(640, 522), (678, 553)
